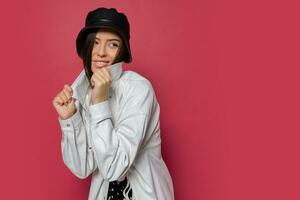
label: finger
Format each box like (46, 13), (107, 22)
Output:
(53, 96), (63, 106)
(66, 97), (74, 104)
(98, 69), (110, 82)
(63, 90), (73, 103)
(59, 91), (69, 103)
(56, 95), (65, 106)
(90, 77), (95, 87)
(102, 68), (112, 81)
(91, 74), (102, 87)
(63, 88), (72, 100)
(70, 97), (76, 103)
(64, 84), (73, 95)
(94, 71), (107, 83)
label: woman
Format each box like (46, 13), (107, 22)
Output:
(52, 7), (174, 200)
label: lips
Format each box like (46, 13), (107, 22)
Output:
(94, 61), (109, 68)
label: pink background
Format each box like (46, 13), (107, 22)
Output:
(1, 0), (300, 199)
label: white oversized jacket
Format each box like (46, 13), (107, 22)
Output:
(58, 62), (174, 200)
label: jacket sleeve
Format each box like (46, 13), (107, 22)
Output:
(88, 81), (154, 181)
(58, 102), (97, 179)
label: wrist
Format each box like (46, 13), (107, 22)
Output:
(59, 109), (77, 120)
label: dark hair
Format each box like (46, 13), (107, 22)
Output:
(81, 29), (125, 87)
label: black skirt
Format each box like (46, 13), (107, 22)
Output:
(107, 177), (133, 200)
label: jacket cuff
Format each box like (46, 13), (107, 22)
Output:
(88, 100), (112, 124)
(58, 109), (82, 130)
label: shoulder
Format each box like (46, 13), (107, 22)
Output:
(117, 70), (160, 115)
(121, 70), (150, 84)
(118, 70), (156, 102)
(120, 70), (154, 93)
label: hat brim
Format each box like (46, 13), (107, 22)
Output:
(76, 24), (132, 63)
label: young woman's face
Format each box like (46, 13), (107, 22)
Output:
(91, 29), (122, 73)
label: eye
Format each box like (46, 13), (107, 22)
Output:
(94, 40), (99, 45)
(109, 42), (119, 48)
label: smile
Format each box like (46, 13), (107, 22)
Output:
(94, 61), (109, 67)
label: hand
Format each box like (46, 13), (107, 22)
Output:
(52, 84), (76, 120)
(90, 67), (112, 105)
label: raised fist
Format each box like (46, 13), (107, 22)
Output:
(52, 84), (76, 120)
(90, 67), (112, 105)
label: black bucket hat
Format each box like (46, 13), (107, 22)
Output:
(76, 7), (132, 63)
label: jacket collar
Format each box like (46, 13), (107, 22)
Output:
(71, 62), (123, 110)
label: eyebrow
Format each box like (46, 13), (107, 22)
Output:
(95, 37), (121, 42)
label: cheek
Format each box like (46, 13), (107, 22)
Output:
(107, 50), (115, 58)
(106, 48), (115, 54)
(91, 50), (97, 58)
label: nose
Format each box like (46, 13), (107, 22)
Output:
(96, 43), (107, 57)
